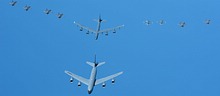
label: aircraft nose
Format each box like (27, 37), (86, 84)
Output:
(88, 90), (92, 94)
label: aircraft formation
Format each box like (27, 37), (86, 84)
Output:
(9, 1), (64, 19)
(144, 19), (211, 27)
(6, 0), (214, 95)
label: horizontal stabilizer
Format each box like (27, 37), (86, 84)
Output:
(86, 61), (94, 67)
(97, 62), (105, 67)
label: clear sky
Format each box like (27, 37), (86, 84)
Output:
(1, 0), (220, 96)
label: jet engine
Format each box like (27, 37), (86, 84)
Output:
(102, 83), (106, 88)
(80, 28), (83, 31)
(86, 31), (89, 34)
(78, 82), (81, 87)
(70, 78), (73, 83)
(111, 79), (115, 84)
(105, 32), (108, 36)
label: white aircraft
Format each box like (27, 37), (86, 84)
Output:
(24, 5), (31, 11)
(57, 13), (63, 18)
(158, 20), (166, 25)
(205, 19), (211, 24)
(144, 20), (152, 26)
(179, 22), (186, 27)
(74, 15), (124, 40)
(44, 9), (52, 14)
(9, 1), (17, 6)
(64, 55), (123, 94)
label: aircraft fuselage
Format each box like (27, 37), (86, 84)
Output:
(88, 66), (97, 94)
(95, 18), (102, 40)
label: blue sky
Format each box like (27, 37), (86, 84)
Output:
(1, 0), (220, 96)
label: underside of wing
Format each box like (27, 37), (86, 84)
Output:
(74, 21), (97, 33)
(98, 25), (124, 34)
(95, 71), (123, 86)
(65, 70), (89, 85)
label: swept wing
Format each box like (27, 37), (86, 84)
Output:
(95, 71), (123, 85)
(98, 25), (124, 33)
(74, 21), (96, 33)
(65, 70), (89, 85)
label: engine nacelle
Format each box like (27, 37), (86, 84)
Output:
(70, 78), (73, 83)
(102, 83), (106, 88)
(111, 79), (115, 84)
(105, 32), (108, 36)
(80, 28), (83, 31)
(86, 31), (89, 34)
(78, 82), (81, 87)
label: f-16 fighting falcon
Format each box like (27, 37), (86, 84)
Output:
(44, 9), (52, 14)
(9, 1), (17, 6)
(205, 19), (211, 24)
(64, 55), (123, 94)
(74, 15), (124, 40)
(57, 13), (63, 18)
(158, 20), (166, 25)
(179, 22), (186, 27)
(24, 5), (31, 11)
(144, 20), (152, 26)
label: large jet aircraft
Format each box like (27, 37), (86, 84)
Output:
(64, 55), (123, 94)
(74, 15), (124, 40)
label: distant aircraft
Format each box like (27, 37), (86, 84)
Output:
(9, 1), (17, 6)
(57, 13), (63, 18)
(179, 22), (186, 27)
(144, 20), (152, 26)
(64, 55), (123, 94)
(24, 5), (31, 11)
(205, 19), (211, 24)
(74, 15), (124, 40)
(44, 9), (52, 14)
(158, 20), (165, 25)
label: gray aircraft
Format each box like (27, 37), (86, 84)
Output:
(158, 20), (166, 25)
(74, 15), (124, 40)
(205, 19), (211, 24)
(144, 20), (152, 26)
(44, 9), (52, 14)
(64, 55), (123, 94)
(57, 13), (63, 18)
(9, 1), (17, 6)
(24, 5), (31, 11)
(179, 22), (186, 27)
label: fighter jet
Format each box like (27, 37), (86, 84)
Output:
(64, 55), (123, 94)
(205, 19), (211, 24)
(24, 5), (31, 11)
(44, 9), (52, 14)
(74, 15), (124, 40)
(9, 1), (17, 6)
(144, 20), (152, 26)
(179, 22), (186, 27)
(57, 13), (63, 18)
(158, 20), (166, 25)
